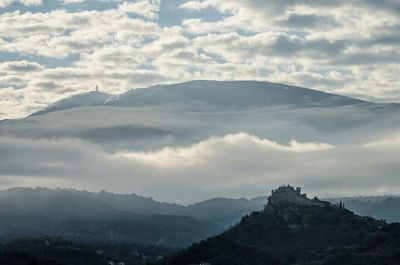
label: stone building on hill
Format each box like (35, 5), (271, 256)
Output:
(268, 185), (327, 207)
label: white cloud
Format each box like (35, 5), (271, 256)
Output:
(1, 132), (400, 203)
(0, 60), (43, 72)
(0, 7), (161, 54)
(0, 0), (399, 119)
(179, 0), (212, 11)
(0, 0), (42, 7)
(119, 133), (334, 168)
(119, 0), (160, 20)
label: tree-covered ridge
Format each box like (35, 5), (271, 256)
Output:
(159, 187), (399, 265)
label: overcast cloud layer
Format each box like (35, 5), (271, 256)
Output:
(1, 132), (400, 203)
(0, 0), (399, 119)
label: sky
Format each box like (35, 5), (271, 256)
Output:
(0, 0), (399, 119)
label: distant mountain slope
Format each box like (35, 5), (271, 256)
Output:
(106, 80), (369, 108)
(0, 188), (267, 245)
(32, 91), (111, 116)
(329, 196), (400, 223)
(1, 186), (400, 264)
(0, 188), (265, 227)
(160, 186), (397, 265)
(4, 80), (395, 153)
(31, 80), (371, 116)
(186, 197), (265, 221)
(0, 188), (218, 247)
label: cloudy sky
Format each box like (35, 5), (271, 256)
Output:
(2, 131), (400, 203)
(0, 0), (399, 119)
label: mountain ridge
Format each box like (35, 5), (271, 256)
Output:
(3, 80), (399, 155)
(2, 187), (400, 223)
(0, 187), (266, 218)
(159, 185), (399, 265)
(30, 80), (372, 117)
(0, 187), (221, 248)
(1, 186), (400, 264)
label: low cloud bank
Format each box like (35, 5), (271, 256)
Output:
(0, 132), (399, 203)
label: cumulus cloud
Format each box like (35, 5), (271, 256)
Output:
(277, 14), (340, 29)
(0, 60), (43, 72)
(118, 133), (334, 168)
(1, 132), (400, 203)
(0, 0), (399, 119)
(0, 0), (42, 8)
(179, 1), (212, 11)
(119, 0), (160, 20)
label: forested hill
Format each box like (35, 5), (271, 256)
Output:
(159, 186), (400, 265)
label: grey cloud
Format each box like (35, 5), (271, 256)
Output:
(272, 35), (302, 55)
(0, 0), (400, 119)
(368, 35), (400, 47)
(357, 0), (400, 14)
(33, 81), (59, 91)
(280, 71), (353, 90)
(1, 61), (43, 73)
(335, 52), (400, 65)
(197, 32), (347, 60)
(208, 0), (397, 16)
(277, 14), (340, 29)
(124, 70), (167, 84)
(360, 25), (400, 47)
(224, 0), (341, 15)
(306, 39), (347, 57)
(0, 76), (26, 89)
(261, 0), (397, 15)
(2, 133), (400, 203)
(54, 37), (103, 52)
(271, 35), (347, 58)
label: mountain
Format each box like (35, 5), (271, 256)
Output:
(0, 187), (219, 248)
(0, 188), (269, 249)
(1, 187), (399, 265)
(1, 187), (399, 230)
(329, 196), (400, 223)
(186, 197), (266, 228)
(30, 80), (370, 116)
(159, 185), (399, 265)
(0, 187), (265, 221)
(3, 80), (399, 154)
(32, 91), (111, 116)
(104, 80), (369, 109)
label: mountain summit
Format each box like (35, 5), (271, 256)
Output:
(31, 80), (370, 116)
(159, 185), (400, 265)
